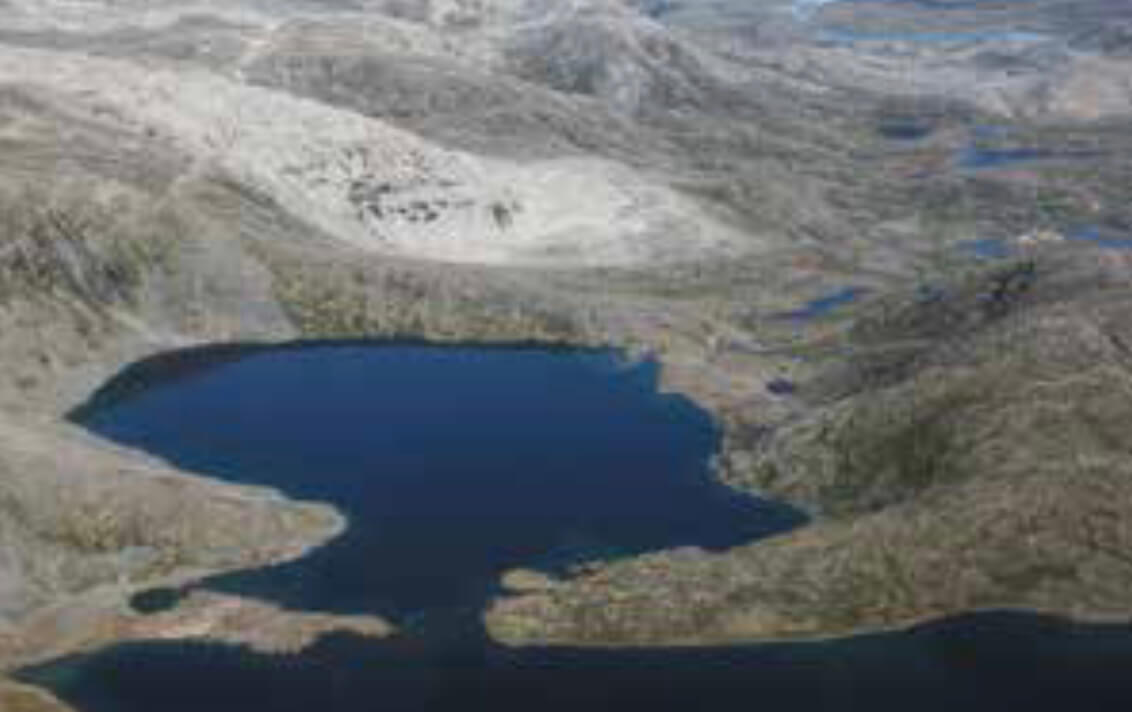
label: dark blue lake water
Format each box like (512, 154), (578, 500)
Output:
(23, 610), (1132, 712)
(877, 120), (935, 141)
(1070, 225), (1132, 250)
(955, 126), (1102, 171)
(954, 227), (1132, 262)
(777, 287), (866, 321)
(25, 342), (1132, 712)
(957, 145), (1053, 170)
(957, 237), (1013, 259)
(71, 342), (801, 621)
(819, 28), (1046, 45)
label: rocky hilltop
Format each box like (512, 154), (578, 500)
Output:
(0, 0), (1131, 704)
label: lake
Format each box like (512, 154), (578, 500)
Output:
(69, 342), (802, 621)
(22, 342), (1132, 711)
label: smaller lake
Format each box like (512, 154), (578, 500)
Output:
(957, 237), (1013, 260)
(1069, 225), (1132, 250)
(955, 126), (1103, 172)
(954, 227), (1132, 262)
(72, 342), (802, 623)
(957, 146), (1054, 170)
(775, 286), (866, 321)
(876, 120), (935, 141)
(818, 27), (1047, 46)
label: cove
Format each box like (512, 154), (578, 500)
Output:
(69, 341), (803, 622)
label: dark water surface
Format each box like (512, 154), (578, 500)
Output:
(876, 119), (935, 141)
(23, 610), (1132, 712)
(820, 27), (1047, 45)
(957, 145), (1055, 169)
(778, 286), (866, 321)
(1070, 225), (1132, 250)
(27, 342), (1132, 711)
(72, 343), (800, 621)
(957, 237), (1013, 259)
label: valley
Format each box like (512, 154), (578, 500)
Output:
(0, 0), (1131, 709)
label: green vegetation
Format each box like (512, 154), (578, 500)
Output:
(256, 246), (593, 344)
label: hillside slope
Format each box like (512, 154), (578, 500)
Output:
(486, 247), (1132, 644)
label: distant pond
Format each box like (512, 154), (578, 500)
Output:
(21, 341), (1132, 711)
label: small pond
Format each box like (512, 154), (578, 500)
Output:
(1069, 225), (1132, 250)
(954, 226), (1132, 262)
(957, 237), (1013, 260)
(776, 286), (867, 321)
(817, 27), (1047, 46)
(955, 125), (1103, 171)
